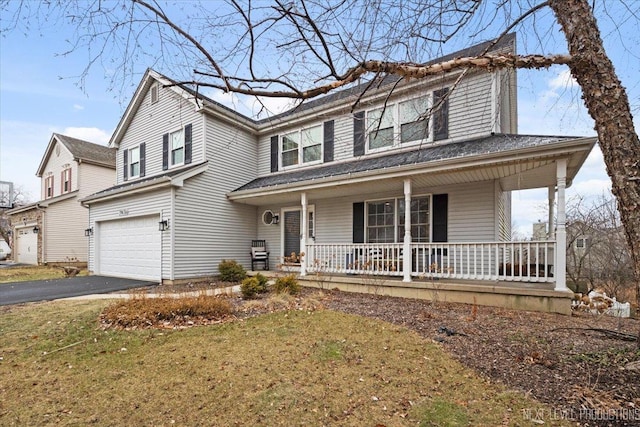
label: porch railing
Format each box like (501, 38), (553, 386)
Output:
(305, 241), (556, 283)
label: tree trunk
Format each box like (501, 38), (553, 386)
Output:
(549, 0), (640, 314)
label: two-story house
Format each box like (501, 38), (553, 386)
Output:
(82, 34), (596, 313)
(8, 134), (116, 265)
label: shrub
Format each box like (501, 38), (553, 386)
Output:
(101, 294), (234, 329)
(273, 274), (301, 295)
(254, 272), (269, 293)
(218, 259), (247, 282)
(240, 277), (260, 299)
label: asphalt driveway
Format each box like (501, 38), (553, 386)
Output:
(0, 276), (157, 306)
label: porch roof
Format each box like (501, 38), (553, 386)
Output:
(228, 134), (596, 205)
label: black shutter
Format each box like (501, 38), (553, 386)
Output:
(162, 133), (169, 170)
(352, 202), (365, 243)
(123, 149), (128, 181)
(433, 88), (449, 141)
(184, 123), (192, 164)
(353, 111), (365, 156)
(270, 135), (279, 172)
(323, 120), (334, 163)
(139, 143), (146, 177)
(432, 193), (448, 242)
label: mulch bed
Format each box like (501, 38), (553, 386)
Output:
(119, 281), (640, 426)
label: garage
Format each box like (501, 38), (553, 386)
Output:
(15, 226), (38, 265)
(96, 215), (161, 281)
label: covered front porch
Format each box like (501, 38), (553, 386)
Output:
(231, 134), (597, 313)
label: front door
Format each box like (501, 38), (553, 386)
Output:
(283, 210), (301, 261)
(282, 206), (315, 262)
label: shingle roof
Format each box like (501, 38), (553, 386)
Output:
(232, 133), (579, 192)
(54, 134), (116, 167)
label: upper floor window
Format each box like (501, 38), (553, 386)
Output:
(61, 168), (72, 194)
(129, 146), (140, 178)
(170, 129), (185, 166)
(44, 175), (54, 199)
(162, 124), (192, 171)
(281, 124), (322, 168)
(365, 90), (447, 152)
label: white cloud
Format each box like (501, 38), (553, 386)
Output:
(73, 104), (85, 111)
(61, 127), (111, 145)
(202, 88), (295, 119)
(548, 69), (579, 90)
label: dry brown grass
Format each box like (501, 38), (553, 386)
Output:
(0, 265), (88, 283)
(0, 298), (568, 426)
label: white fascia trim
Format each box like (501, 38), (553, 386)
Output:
(228, 137), (596, 201)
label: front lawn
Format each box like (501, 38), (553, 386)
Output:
(0, 265), (87, 284)
(0, 298), (561, 426)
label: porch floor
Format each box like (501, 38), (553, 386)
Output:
(249, 271), (573, 315)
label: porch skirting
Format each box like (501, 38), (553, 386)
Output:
(296, 275), (574, 315)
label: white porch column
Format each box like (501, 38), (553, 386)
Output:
(300, 192), (308, 277)
(403, 179), (412, 283)
(554, 159), (568, 291)
(548, 186), (555, 239)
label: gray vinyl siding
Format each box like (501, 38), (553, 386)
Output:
(447, 72), (493, 140)
(255, 72), (497, 177)
(257, 207), (281, 269)
(116, 83), (203, 184)
(43, 198), (88, 262)
(332, 115), (354, 161)
(172, 116), (258, 278)
(447, 181), (496, 242)
(88, 189), (171, 277)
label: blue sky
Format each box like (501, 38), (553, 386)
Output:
(1, 2), (638, 237)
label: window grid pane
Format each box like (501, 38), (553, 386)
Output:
(367, 201), (395, 243)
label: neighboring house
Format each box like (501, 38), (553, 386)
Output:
(7, 134), (116, 265)
(82, 34), (596, 313)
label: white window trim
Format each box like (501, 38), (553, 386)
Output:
(62, 168), (72, 194)
(365, 194), (432, 243)
(280, 124), (323, 170)
(169, 127), (185, 168)
(128, 146), (141, 179)
(366, 94), (433, 154)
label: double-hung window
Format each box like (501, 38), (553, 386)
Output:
(367, 107), (395, 150)
(400, 97), (430, 144)
(367, 200), (396, 243)
(44, 175), (54, 199)
(170, 129), (185, 166)
(129, 146), (140, 178)
(61, 168), (72, 193)
(281, 124), (322, 168)
(366, 94), (436, 151)
(366, 196), (431, 243)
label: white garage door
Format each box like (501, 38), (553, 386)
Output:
(15, 227), (38, 265)
(97, 215), (161, 281)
